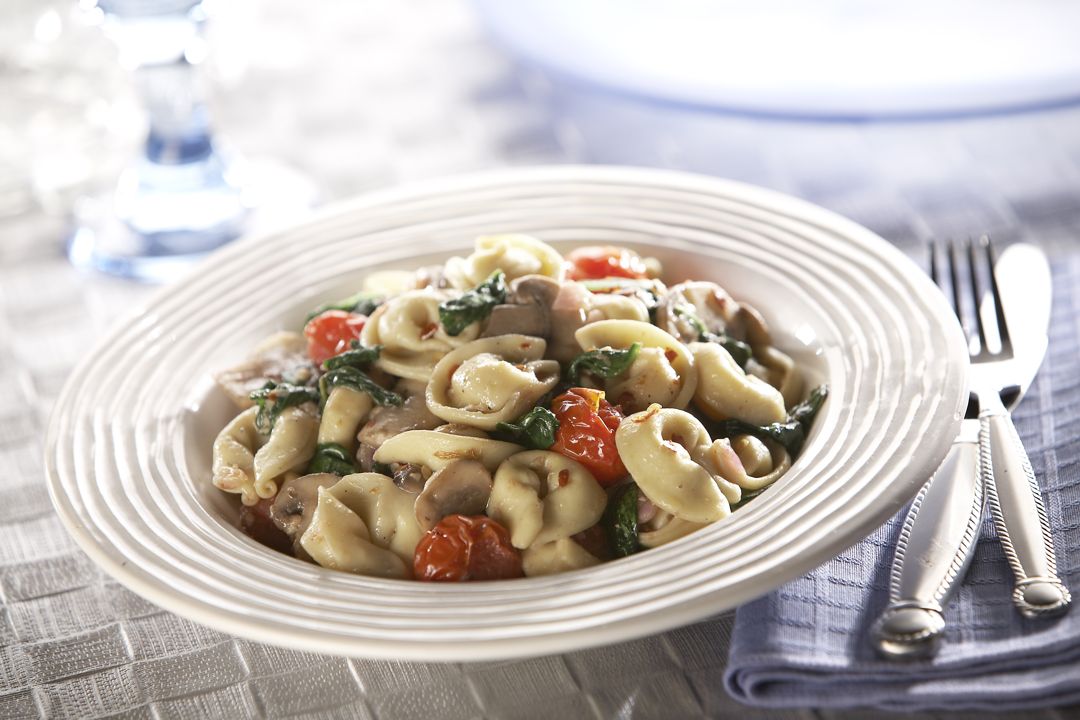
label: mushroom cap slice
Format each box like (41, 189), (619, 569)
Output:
(270, 472), (340, 541)
(414, 459), (494, 531)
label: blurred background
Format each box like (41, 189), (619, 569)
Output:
(3, 3), (1080, 717)
(3, 0), (1080, 279)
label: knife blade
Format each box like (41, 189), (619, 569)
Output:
(994, 243), (1051, 408)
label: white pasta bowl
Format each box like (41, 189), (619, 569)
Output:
(44, 166), (967, 661)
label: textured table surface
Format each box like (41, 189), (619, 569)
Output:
(4, 1), (1080, 718)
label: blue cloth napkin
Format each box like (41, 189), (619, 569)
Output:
(724, 257), (1080, 712)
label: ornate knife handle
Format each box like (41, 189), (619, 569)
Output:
(981, 396), (1071, 618)
(872, 420), (983, 659)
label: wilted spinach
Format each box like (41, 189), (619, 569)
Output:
(438, 271), (507, 336)
(567, 343), (641, 384)
(495, 406), (559, 449)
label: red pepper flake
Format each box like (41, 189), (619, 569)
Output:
(664, 348), (678, 362)
(557, 469), (570, 487)
(420, 322), (439, 340)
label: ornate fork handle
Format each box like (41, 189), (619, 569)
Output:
(872, 420), (983, 658)
(980, 392), (1071, 617)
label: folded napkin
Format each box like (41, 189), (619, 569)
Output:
(724, 265), (1080, 711)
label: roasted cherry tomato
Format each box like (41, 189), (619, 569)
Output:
(566, 245), (648, 281)
(239, 497), (293, 555)
(303, 310), (366, 365)
(413, 515), (523, 582)
(550, 387), (627, 487)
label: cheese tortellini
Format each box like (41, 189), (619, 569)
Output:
(615, 405), (742, 523)
(690, 342), (786, 425)
(212, 405), (319, 506)
(487, 451), (607, 549)
(214, 238), (826, 583)
(426, 335), (560, 430)
(444, 234), (566, 290)
(360, 288), (480, 380)
(576, 320), (697, 412)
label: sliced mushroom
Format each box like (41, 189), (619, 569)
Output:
(413, 459), (494, 531)
(357, 382), (442, 448)
(214, 332), (314, 410)
(270, 473), (340, 545)
(482, 303), (550, 338)
(480, 275), (560, 340)
(655, 281), (740, 344)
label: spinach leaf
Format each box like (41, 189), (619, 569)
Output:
(319, 366), (402, 407)
(249, 381), (320, 435)
(701, 331), (752, 369)
(567, 343), (641, 384)
(789, 384), (829, 431)
(713, 384), (828, 457)
(673, 304), (709, 337)
(372, 461), (394, 477)
(438, 271), (507, 336)
(304, 291), (383, 324)
(495, 407), (559, 449)
(603, 483), (640, 558)
(714, 418), (807, 456)
(308, 442), (358, 476)
(674, 303), (752, 368)
(323, 343), (381, 371)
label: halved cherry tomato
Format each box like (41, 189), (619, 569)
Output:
(413, 515), (523, 582)
(303, 310), (366, 365)
(550, 387), (627, 487)
(566, 245), (648, 281)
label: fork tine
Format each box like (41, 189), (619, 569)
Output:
(966, 237), (989, 354)
(946, 239), (969, 341)
(929, 239), (942, 288)
(982, 235), (1012, 355)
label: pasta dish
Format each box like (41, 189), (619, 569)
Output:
(210, 236), (826, 581)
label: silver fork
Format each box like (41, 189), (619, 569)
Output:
(872, 241), (985, 658)
(961, 237), (1071, 617)
(873, 237), (1068, 658)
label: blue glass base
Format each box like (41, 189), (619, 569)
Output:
(68, 154), (314, 283)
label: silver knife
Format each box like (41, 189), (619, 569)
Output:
(872, 243), (1057, 658)
(983, 243), (1069, 617)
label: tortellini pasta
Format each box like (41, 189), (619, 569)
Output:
(373, 430), (523, 472)
(212, 405), (319, 506)
(324, 473), (423, 564)
(487, 451), (607, 549)
(615, 405), (742, 523)
(317, 385), (373, 450)
(214, 239), (826, 584)
(522, 539), (601, 577)
(300, 488), (410, 578)
(690, 342), (786, 425)
(585, 293), (650, 323)
(575, 320), (697, 412)
(444, 234), (566, 290)
(426, 335), (560, 430)
(360, 288), (479, 380)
